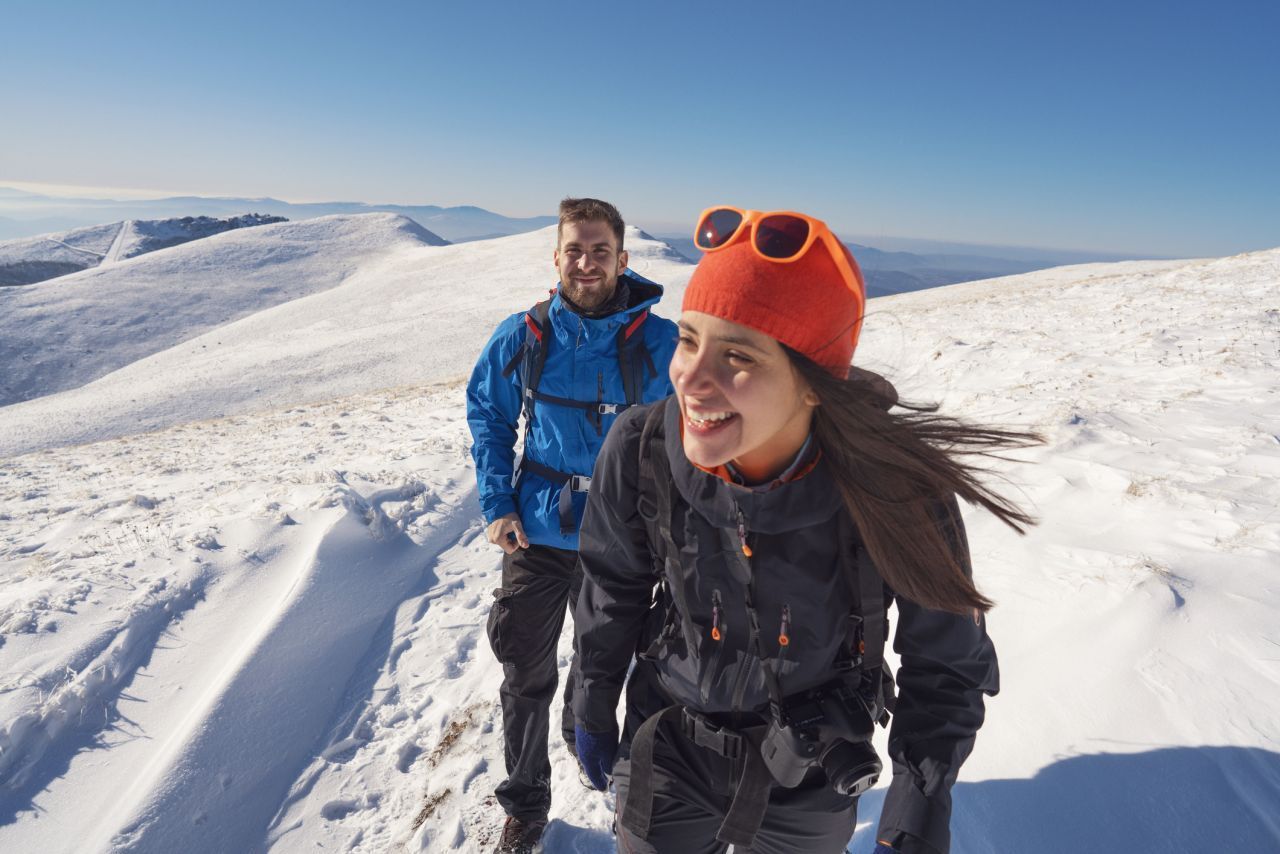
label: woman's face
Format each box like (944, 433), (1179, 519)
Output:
(670, 311), (818, 482)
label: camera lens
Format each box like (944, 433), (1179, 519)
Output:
(820, 740), (883, 797)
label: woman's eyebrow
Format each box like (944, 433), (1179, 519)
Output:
(678, 322), (765, 350)
(714, 334), (762, 348)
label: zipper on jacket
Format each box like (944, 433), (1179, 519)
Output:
(698, 587), (727, 704)
(728, 502), (756, 712)
(735, 506), (754, 557)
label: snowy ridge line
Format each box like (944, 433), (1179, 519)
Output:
(0, 563), (211, 791)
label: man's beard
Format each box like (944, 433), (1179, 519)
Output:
(560, 275), (617, 311)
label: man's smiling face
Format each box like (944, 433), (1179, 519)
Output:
(554, 219), (628, 310)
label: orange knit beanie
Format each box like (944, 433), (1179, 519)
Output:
(682, 224), (866, 377)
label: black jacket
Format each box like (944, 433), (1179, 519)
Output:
(573, 396), (999, 854)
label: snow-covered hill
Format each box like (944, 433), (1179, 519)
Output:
(0, 224), (692, 457)
(0, 187), (557, 244)
(0, 214), (293, 287)
(0, 214), (447, 410)
(0, 237), (1277, 853)
(0, 221), (124, 286)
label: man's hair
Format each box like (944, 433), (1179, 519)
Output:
(558, 197), (625, 251)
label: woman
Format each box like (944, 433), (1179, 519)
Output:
(571, 207), (1037, 854)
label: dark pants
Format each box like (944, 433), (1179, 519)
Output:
(612, 665), (859, 854)
(486, 544), (583, 821)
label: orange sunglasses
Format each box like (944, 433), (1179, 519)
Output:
(694, 206), (864, 292)
(693, 206), (865, 337)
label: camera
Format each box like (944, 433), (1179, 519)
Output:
(758, 679), (882, 797)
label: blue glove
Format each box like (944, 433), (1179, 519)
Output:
(873, 845), (897, 853)
(574, 725), (619, 791)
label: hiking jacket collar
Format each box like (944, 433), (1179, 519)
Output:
(662, 397), (841, 535)
(549, 271), (664, 339)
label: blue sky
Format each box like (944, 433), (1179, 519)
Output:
(2, 0), (1276, 256)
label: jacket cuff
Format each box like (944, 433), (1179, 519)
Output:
(482, 495), (517, 524)
(572, 675), (622, 734)
(877, 774), (951, 854)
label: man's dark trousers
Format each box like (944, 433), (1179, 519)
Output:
(486, 543), (583, 820)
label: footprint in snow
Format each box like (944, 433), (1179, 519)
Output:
(321, 799), (361, 821)
(396, 741), (422, 773)
(462, 758), (489, 793)
(445, 634), (477, 679)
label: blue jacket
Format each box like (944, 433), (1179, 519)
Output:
(467, 272), (678, 550)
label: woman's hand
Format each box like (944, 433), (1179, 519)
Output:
(574, 725), (619, 791)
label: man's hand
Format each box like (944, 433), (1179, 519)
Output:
(486, 513), (528, 554)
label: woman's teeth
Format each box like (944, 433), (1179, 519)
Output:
(689, 411), (734, 426)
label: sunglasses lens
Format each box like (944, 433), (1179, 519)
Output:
(696, 209), (744, 250)
(756, 215), (810, 259)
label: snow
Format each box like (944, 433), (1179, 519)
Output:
(0, 223), (691, 457)
(0, 215), (296, 289)
(0, 221), (1277, 853)
(0, 221), (123, 264)
(0, 214), (446, 410)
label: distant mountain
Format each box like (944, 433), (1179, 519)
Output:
(652, 234), (1144, 297)
(0, 188), (556, 244)
(0, 214), (296, 287)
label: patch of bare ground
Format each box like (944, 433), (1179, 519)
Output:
(411, 788), (452, 829)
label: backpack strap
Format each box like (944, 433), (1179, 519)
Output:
(501, 298), (553, 422)
(616, 308), (653, 407)
(636, 403), (701, 656)
(505, 297), (645, 430)
(855, 543), (887, 672)
(620, 703), (772, 848)
(837, 514), (896, 723)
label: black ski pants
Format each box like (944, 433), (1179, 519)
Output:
(611, 666), (859, 854)
(486, 543), (583, 821)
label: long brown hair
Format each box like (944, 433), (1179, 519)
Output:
(788, 348), (1041, 615)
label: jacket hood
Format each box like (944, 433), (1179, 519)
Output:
(662, 397), (843, 535)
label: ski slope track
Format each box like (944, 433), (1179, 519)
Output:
(0, 231), (1277, 852)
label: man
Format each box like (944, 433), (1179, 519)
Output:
(466, 198), (678, 854)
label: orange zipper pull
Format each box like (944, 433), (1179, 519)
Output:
(736, 508), (753, 557)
